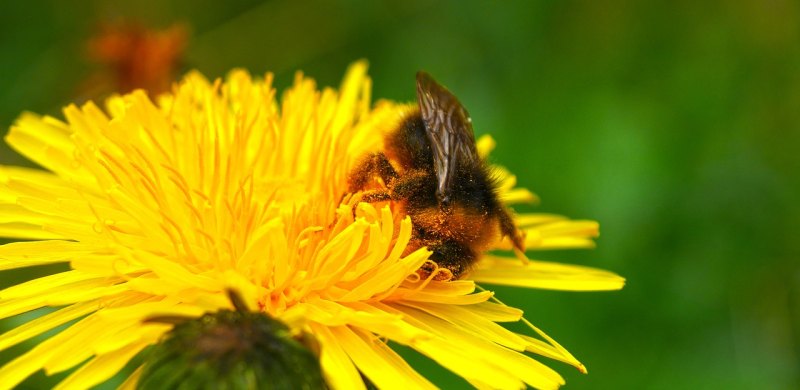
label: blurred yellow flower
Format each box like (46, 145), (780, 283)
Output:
(0, 62), (623, 389)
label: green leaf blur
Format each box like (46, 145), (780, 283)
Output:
(0, 1), (797, 388)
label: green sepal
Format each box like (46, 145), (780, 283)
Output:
(137, 308), (325, 390)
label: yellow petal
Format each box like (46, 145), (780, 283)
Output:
(54, 339), (149, 390)
(500, 188), (539, 204)
(466, 301), (524, 322)
(0, 301), (98, 352)
(0, 271), (111, 300)
(0, 222), (62, 240)
(395, 289), (494, 305)
(117, 365), (142, 390)
(393, 304), (564, 390)
(0, 341), (58, 390)
(514, 213), (567, 228)
(473, 256), (625, 291)
(401, 301), (529, 351)
(475, 134), (496, 157)
(332, 326), (436, 390)
(5, 114), (97, 190)
(523, 318), (587, 374)
(0, 240), (94, 271)
(311, 323), (366, 390)
(519, 334), (584, 372)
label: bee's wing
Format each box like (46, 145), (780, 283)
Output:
(416, 71), (479, 204)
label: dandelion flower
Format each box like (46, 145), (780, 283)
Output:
(0, 62), (624, 389)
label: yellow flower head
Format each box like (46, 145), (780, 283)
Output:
(0, 62), (623, 389)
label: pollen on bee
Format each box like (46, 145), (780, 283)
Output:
(413, 205), (499, 249)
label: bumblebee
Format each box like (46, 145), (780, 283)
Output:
(348, 72), (525, 280)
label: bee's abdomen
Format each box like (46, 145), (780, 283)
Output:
(427, 240), (477, 279)
(449, 162), (500, 213)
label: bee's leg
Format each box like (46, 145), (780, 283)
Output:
(360, 190), (392, 203)
(497, 207), (526, 253)
(390, 170), (431, 200)
(421, 240), (477, 281)
(347, 153), (399, 192)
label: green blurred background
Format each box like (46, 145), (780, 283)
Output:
(1, 1), (799, 388)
